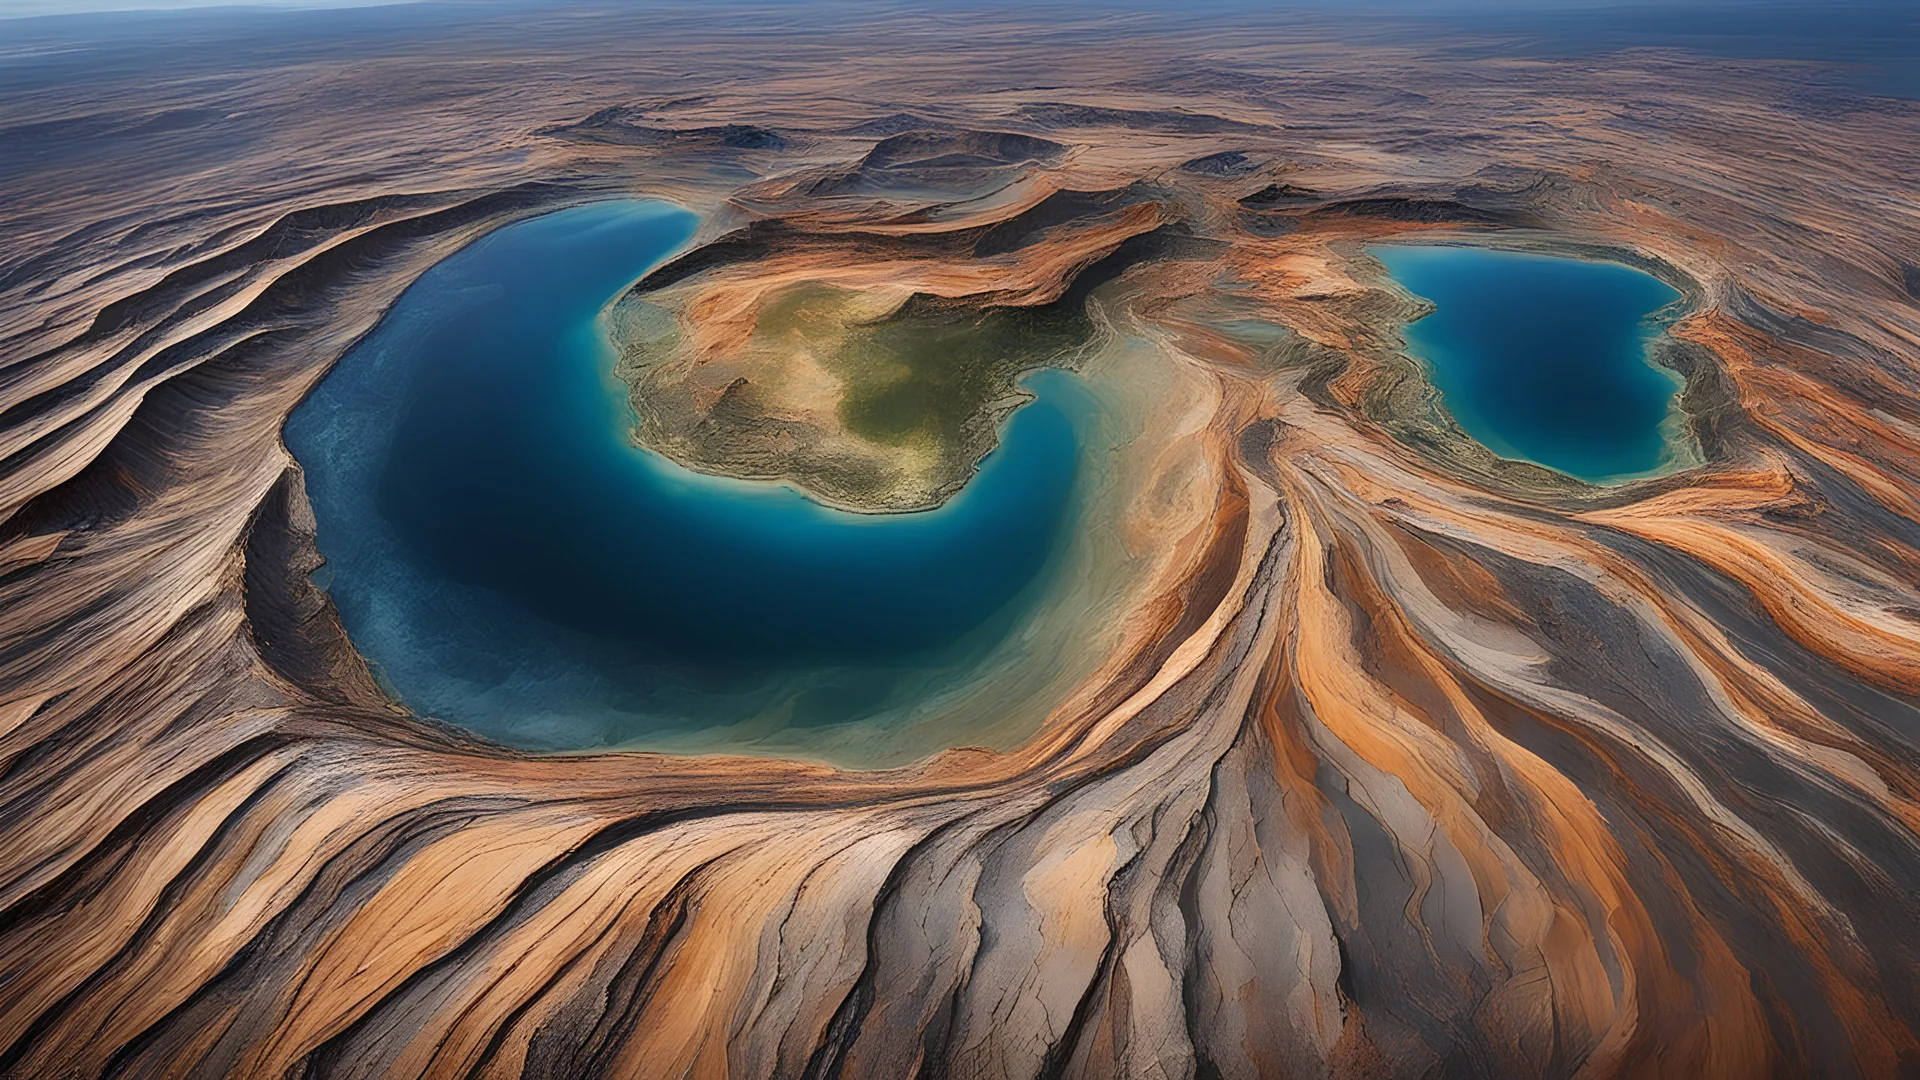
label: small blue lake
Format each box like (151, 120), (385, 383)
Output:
(286, 199), (1091, 756)
(1373, 245), (1685, 483)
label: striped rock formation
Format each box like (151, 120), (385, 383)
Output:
(1, 5), (1917, 1077)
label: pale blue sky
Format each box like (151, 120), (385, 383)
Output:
(3, 0), (408, 16)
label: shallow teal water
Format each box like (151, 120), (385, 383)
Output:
(1374, 245), (1684, 482)
(285, 199), (1093, 753)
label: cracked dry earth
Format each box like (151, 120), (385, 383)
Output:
(2, 5), (1919, 1078)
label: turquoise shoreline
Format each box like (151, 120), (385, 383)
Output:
(1374, 244), (1686, 484)
(286, 199), (1100, 759)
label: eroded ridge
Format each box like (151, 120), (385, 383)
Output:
(1, 7), (1918, 1078)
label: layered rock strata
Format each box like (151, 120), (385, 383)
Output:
(1, 6), (1918, 1077)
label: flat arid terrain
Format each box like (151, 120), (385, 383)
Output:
(2, 2), (1919, 1076)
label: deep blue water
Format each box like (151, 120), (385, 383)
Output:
(1373, 245), (1684, 482)
(285, 199), (1088, 752)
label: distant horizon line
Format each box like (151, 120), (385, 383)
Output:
(2, 0), (423, 20)
(8, 0), (1912, 23)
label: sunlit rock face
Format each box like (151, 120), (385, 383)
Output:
(2, 3), (1919, 1078)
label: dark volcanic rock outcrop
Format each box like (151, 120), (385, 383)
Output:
(1012, 101), (1265, 133)
(1238, 181), (1321, 205)
(544, 107), (786, 150)
(806, 128), (1067, 197)
(858, 128), (1065, 171)
(1179, 149), (1262, 175)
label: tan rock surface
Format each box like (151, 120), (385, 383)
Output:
(1, 6), (1918, 1077)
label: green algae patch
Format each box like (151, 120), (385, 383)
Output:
(834, 297), (1092, 446)
(612, 281), (1095, 512)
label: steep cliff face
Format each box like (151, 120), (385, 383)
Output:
(1, 7), (1919, 1078)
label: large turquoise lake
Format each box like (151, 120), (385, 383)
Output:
(1374, 245), (1685, 483)
(287, 200), (1103, 761)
